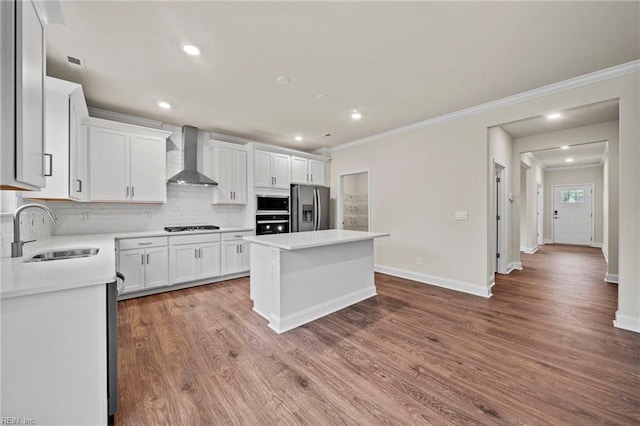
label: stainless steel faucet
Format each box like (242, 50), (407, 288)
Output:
(12, 204), (57, 258)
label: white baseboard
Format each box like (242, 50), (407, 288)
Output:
(543, 239), (553, 244)
(601, 245), (609, 263)
(613, 311), (640, 333)
(488, 275), (495, 288)
(591, 242), (604, 249)
(519, 246), (526, 252)
(604, 273), (619, 284)
(268, 286), (377, 334)
(506, 262), (523, 273)
(375, 264), (491, 298)
(522, 246), (538, 254)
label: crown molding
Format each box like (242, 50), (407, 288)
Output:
(88, 107), (164, 129)
(330, 60), (640, 153)
(545, 163), (603, 172)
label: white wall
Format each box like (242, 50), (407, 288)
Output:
(544, 166), (603, 244)
(518, 153), (544, 253)
(329, 70), (639, 332)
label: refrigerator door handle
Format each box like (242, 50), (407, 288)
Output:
(314, 188), (320, 230)
(316, 188), (322, 231)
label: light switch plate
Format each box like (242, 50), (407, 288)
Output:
(455, 211), (469, 221)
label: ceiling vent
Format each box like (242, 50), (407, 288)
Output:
(66, 55), (84, 70)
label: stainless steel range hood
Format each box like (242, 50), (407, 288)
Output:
(167, 125), (218, 186)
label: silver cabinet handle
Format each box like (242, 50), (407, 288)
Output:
(44, 153), (53, 177)
(146, 253), (150, 264)
(76, 179), (82, 193)
(195, 248), (198, 258)
(199, 248), (202, 258)
(138, 242), (152, 246)
(310, 174), (313, 182)
(126, 186), (129, 198)
(131, 186), (135, 198)
(141, 254), (144, 265)
(236, 244), (240, 253)
(239, 244), (242, 254)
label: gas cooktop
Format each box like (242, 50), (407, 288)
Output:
(164, 225), (220, 233)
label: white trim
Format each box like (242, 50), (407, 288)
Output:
(330, 60), (640, 153)
(267, 286), (377, 334)
(601, 244), (609, 263)
(522, 246), (538, 254)
(613, 311), (640, 333)
(88, 107), (164, 129)
(374, 265), (492, 298)
(545, 163), (603, 172)
(488, 275), (495, 288)
(591, 242), (604, 249)
(493, 161), (508, 274)
(605, 273), (618, 284)
(551, 183), (595, 245)
(507, 262), (523, 273)
(543, 239), (553, 244)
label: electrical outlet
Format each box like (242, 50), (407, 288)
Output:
(416, 256), (423, 266)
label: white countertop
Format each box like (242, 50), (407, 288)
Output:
(244, 229), (390, 250)
(0, 227), (254, 300)
(0, 234), (117, 300)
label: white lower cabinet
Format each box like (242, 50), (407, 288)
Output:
(222, 231), (252, 275)
(117, 237), (169, 294)
(169, 233), (221, 284)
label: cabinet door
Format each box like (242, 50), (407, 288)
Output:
(254, 150), (272, 187)
(309, 160), (325, 186)
(291, 156), (308, 184)
(130, 134), (166, 202)
(36, 88), (68, 198)
(221, 241), (239, 275)
(170, 244), (199, 284)
(272, 153), (290, 189)
(199, 243), (221, 279)
(214, 147), (234, 203)
(238, 241), (250, 272)
(144, 247), (169, 289)
(89, 127), (129, 201)
(118, 249), (145, 294)
(15, 0), (45, 188)
(69, 118), (88, 201)
(232, 150), (247, 203)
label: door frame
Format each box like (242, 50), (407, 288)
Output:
(551, 183), (595, 245)
(493, 161), (508, 274)
(537, 182), (543, 246)
(338, 169), (371, 231)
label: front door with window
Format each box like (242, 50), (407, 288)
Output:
(552, 184), (593, 245)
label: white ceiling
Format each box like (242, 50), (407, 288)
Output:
(45, 2), (640, 152)
(529, 141), (608, 170)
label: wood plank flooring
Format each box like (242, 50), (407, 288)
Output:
(116, 244), (640, 425)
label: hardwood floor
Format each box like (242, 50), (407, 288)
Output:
(116, 244), (640, 425)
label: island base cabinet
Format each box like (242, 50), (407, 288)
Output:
(1, 285), (107, 424)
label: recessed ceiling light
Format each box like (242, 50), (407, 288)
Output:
(158, 101), (171, 109)
(351, 109), (362, 120)
(182, 44), (201, 56)
(317, 94), (328, 101)
(546, 112), (562, 120)
(566, 157), (574, 163)
(561, 145), (570, 150)
(294, 135), (303, 142)
(277, 76), (290, 85)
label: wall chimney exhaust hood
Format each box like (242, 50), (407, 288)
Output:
(167, 125), (218, 186)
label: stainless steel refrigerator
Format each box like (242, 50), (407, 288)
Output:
(291, 184), (330, 232)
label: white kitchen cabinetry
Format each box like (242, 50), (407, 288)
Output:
(23, 77), (89, 201)
(291, 156), (326, 185)
(87, 119), (170, 203)
(221, 231), (252, 275)
(212, 144), (247, 204)
(117, 237), (169, 294)
(0, 0), (46, 190)
(255, 150), (290, 189)
(170, 233), (221, 284)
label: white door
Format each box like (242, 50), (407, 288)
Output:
(254, 150), (272, 187)
(291, 156), (308, 184)
(170, 245), (199, 284)
(89, 127), (129, 201)
(199, 243), (221, 279)
(129, 134), (166, 202)
(118, 249), (145, 293)
(553, 185), (593, 245)
(144, 248), (169, 289)
(309, 160), (325, 185)
(271, 153), (291, 188)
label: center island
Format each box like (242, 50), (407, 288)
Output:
(244, 229), (390, 333)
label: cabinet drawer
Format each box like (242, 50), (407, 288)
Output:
(169, 233), (221, 246)
(118, 237), (168, 250)
(222, 231), (253, 241)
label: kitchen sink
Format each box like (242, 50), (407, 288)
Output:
(24, 248), (100, 263)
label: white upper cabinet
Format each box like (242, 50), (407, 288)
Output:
(291, 156), (326, 186)
(0, 0), (46, 190)
(211, 144), (247, 204)
(23, 77), (89, 201)
(255, 150), (290, 189)
(87, 118), (169, 203)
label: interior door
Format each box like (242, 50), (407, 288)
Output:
(553, 185), (592, 245)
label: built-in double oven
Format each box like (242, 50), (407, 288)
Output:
(256, 195), (290, 235)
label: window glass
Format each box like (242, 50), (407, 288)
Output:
(560, 189), (585, 204)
